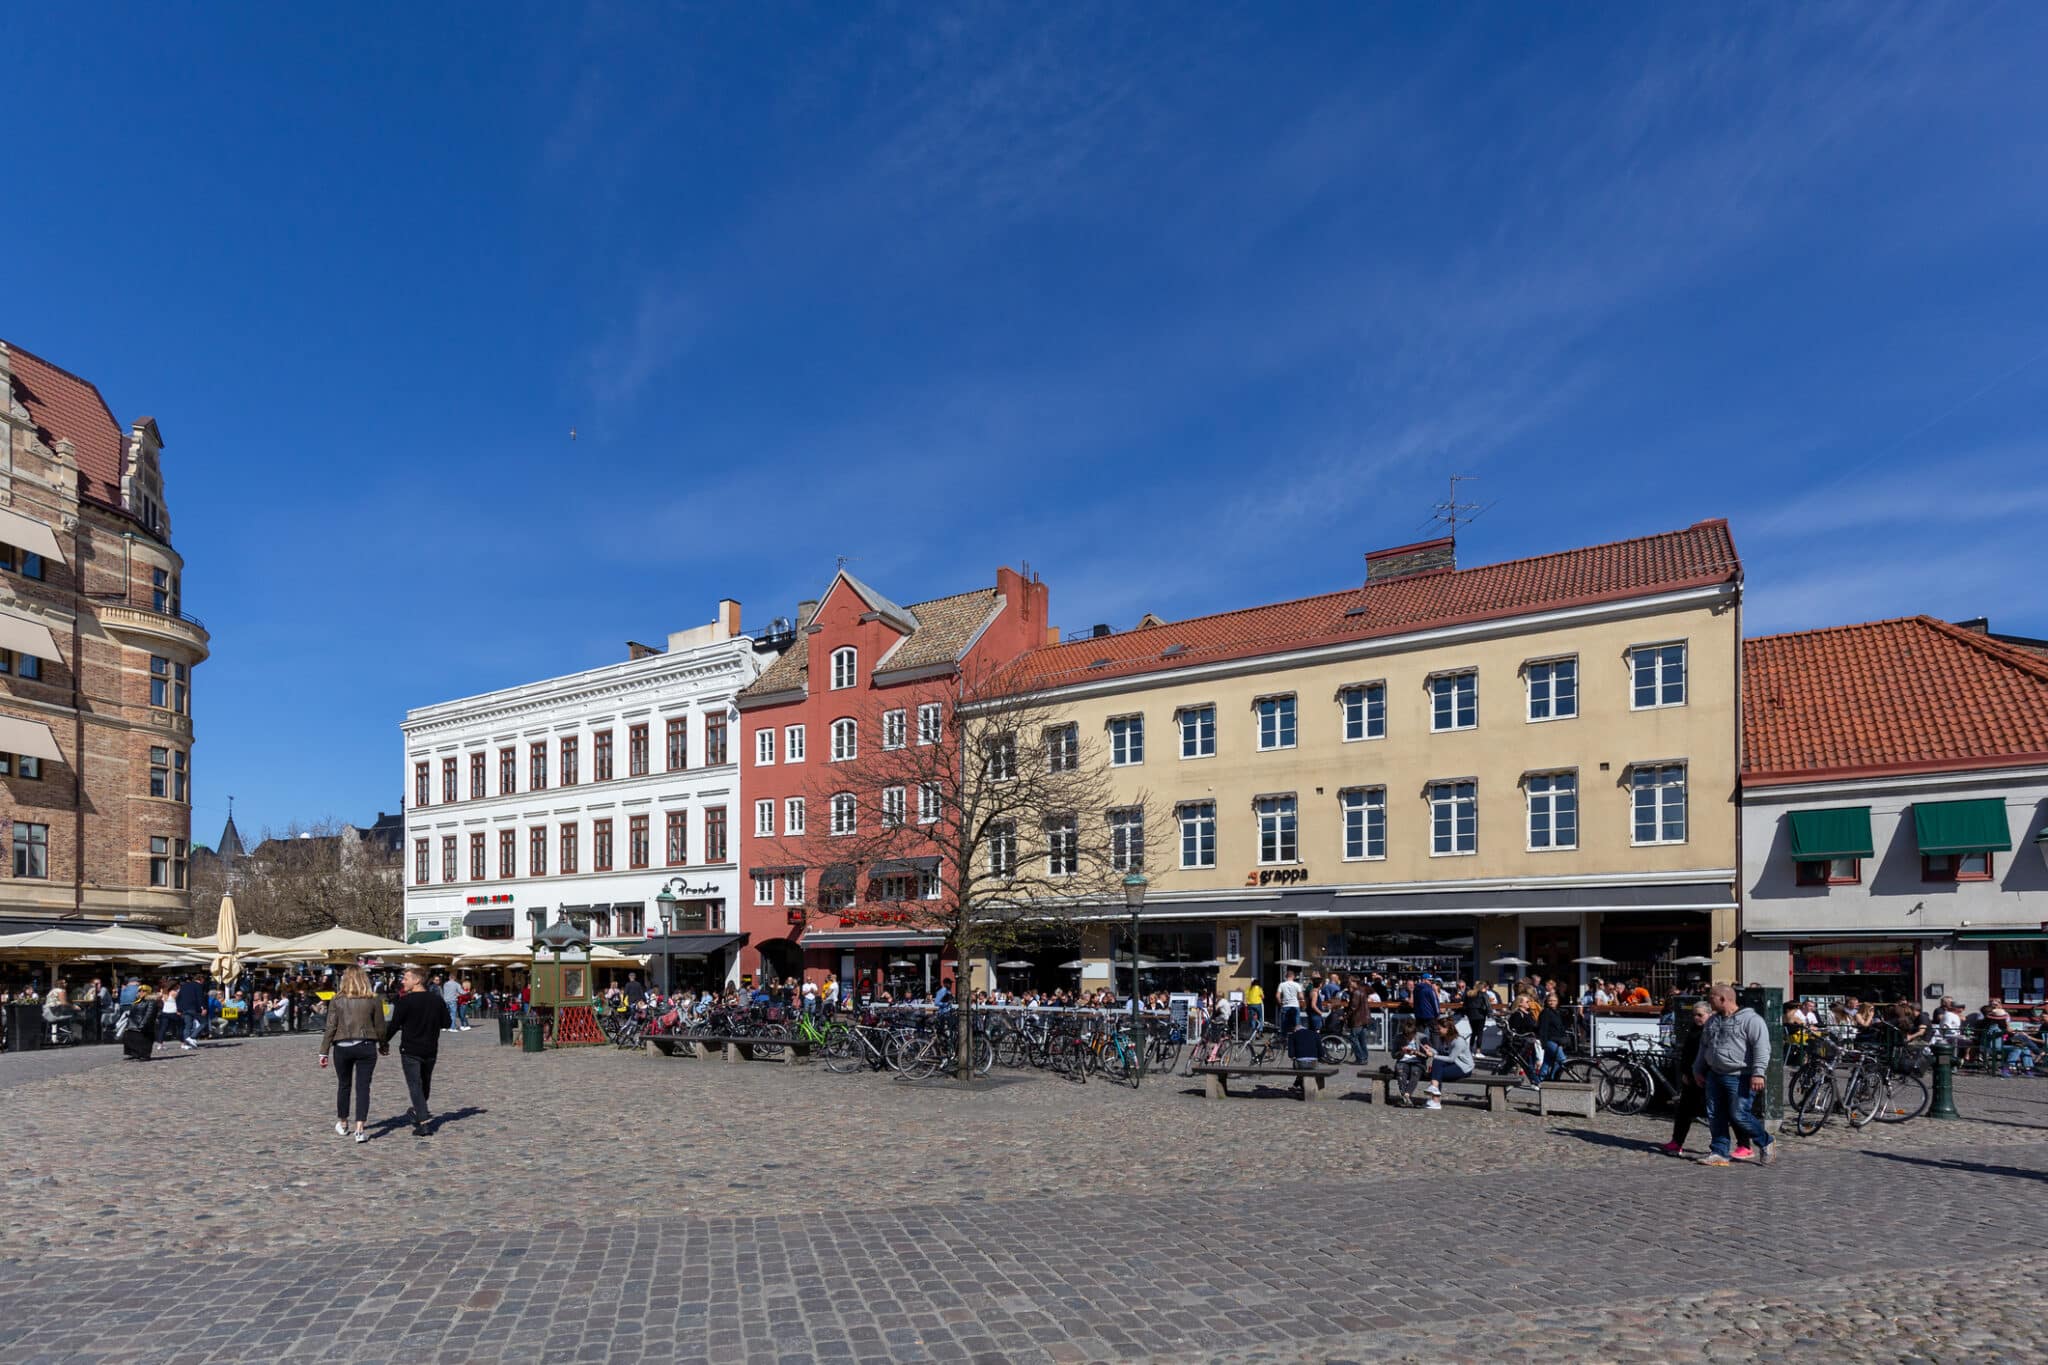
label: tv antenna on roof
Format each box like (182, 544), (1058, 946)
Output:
(1422, 474), (1492, 538)
(834, 554), (859, 572)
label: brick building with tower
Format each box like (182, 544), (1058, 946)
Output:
(0, 340), (209, 930)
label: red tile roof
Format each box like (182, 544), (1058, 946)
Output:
(1743, 616), (2048, 783)
(1005, 519), (1740, 692)
(4, 340), (127, 504)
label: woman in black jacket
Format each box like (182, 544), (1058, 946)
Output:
(1535, 988), (1573, 1081)
(1660, 999), (1714, 1155)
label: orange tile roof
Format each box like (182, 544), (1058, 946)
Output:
(1005, 519), (1740, 692)
(4, 340), (127, 505)
(1743, 616), (2048, 783)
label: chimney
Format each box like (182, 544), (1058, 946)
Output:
(1365, 536), (1456, 583)
(626, 641), (663, 660)
(797, 599), (819, 629)
(996, 565), (1050, 636)
(718, 599), (742, 639)
(1090, 624), (1111, 639)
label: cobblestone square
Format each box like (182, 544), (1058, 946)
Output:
(3, 1032), (2044, 1363)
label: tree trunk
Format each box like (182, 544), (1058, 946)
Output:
(955, 925), (973, 1082)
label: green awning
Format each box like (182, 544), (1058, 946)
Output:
(1953, 930), (2048, 942)
(1912, 798), (2012, 856)
(1786, 806), (1875, 861)
(406, 929), (450, 943)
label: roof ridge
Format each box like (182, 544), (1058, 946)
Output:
(1026, 519), (1734, 658)
(1743, 615), (1930, 645)
(905, 584), (996, 612)
(1, 339), (124, 434)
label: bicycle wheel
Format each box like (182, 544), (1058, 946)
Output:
(821, 1027), (861, 1074)
(1845, 1068), (1885, 1129)
(1319, 1034), (1351, 1066)
(973, 1034), (995, 1077)
(750, 1022), (789, 1058)
(1602, 1060), (1651, 1116)
(1875, 1072), (1928, 1123)
(1793, 1078), (1836, 1136)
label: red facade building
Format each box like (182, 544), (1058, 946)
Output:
(735, 565), (1051, 992)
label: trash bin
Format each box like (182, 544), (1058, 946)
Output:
(6, 1003), (44, 1052)
(520, 1017), (545, 1053)
(498, 1014), (516, 1046)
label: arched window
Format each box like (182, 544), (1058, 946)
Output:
(830, 792), (857, 835)
(831, 717), (858, 761)
(831, 646), (858, 689)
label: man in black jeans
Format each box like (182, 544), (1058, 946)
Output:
(385, 966), (452, 1136)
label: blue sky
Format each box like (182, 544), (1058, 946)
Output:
(8, 2), (2047, 847)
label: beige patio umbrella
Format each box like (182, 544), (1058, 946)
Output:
(0, 928), (154, 995)
(269, 925), (411, 963)
(451, 943), (536, 967)
(212, 895), (243, 984)
(388, 933), (511, 963)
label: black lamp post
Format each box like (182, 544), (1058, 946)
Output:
(1123, 872), (1148, 1057)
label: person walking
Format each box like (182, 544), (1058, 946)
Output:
(1275, 968), (1304, 1035)
(388, 966), (453, 1136)
(175, 973), (207, 1049)
(439, 972), (469, 1031)
(1345, 974), (1374, 1068)
(319, 966), (388, 1144)
(1693, 985), (1777, 1167)
(1460, 979), (1493, 1057)
(1660, 999), (1715, 1156)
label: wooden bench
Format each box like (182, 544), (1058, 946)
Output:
(1360, 1066), (1531, 1111)
(644, 1034), (808, 1065)
(1191, 1062), (1339, 1101)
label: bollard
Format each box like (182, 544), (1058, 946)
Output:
(1928, 1039), (1960, 1119)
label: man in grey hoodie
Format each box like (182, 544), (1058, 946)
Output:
(1692, 985), (1777, 1167)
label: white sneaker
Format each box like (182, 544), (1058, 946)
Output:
(334, 1121), (348, 1137)
(1426, 1081), (1440, 1096)
(181, 1041), (196, 1051)
(353, 1129), (367, 1144)
(1425, 1099), (1442, 1110)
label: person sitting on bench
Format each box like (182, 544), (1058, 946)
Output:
(1418, 1018), (1474, 1109)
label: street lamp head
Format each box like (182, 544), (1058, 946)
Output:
(1122, 871), (1149, 911)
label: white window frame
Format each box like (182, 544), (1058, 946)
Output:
(1430, 671), (1478, 733)
(1255, 794), (1298, 865)
(1525, 771), (1578, 851)
(785, 725), (806, 762)
(989, 821), (1016, 878)
(1179, 802), (1216, 870)
(1340, 787), (1386, 861)
(881, 709), (907, 750)
(755, 729), (776, 765)
(784, 871), (805, 905)
(753, 873), (775, 906)
(785, 797), (806, 835)
(986, 732), (1016, 782)
(917, 781), (942, 824)
(1428, 780), (1478, 856)
(1630, 762), (1688, 845)
(830, 718), (857, 762)
(1629, 642), (1688, 711)
(1525, 656), (1579, 723)
(830, 792), (857, 836)
(830, 646), (857, 690)
(918, 866), (942, 900)
(1046, 814), (1078, 877)
(1255, 695), (1297, 752)
(1108, 806), (1145, 872)
(881, 785), (906, 829)
(1340, 682), (1386, 743)
(1046, 724), (1078, 773)
(916, 702), (942, 746)
(1108, 714), (1145, 766)
(1178, 705), (1216, 760)
(754, 799), (775, 838)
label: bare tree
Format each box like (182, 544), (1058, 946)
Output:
(197, 818), (403, 939)
(774, 660), (1162, 1079)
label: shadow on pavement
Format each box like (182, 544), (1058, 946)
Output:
(1554, 1128), (1669, 1156)
(1862, 1150), (2048, 1183)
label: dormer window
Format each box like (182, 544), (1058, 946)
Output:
(830, 646), (857, 690)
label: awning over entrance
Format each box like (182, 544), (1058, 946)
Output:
(870, 856), (941, 877)
(0, 505), (65, 565)
(1743, 928), (1953, 942)
(1953, 929), (2048, 942)
(0, 610), (61, 663)
(1787, 806), (1875, 860)
(0, 714), (62, 762)
(642, 932), (745, 958)
(1913, 798), (2011, 855)
(1326, 881), (1735, 917)
(799, 929), (946, 948)
(463, 907), (514, 931)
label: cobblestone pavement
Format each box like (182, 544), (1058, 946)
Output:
(2, 1031), (2044, 1362)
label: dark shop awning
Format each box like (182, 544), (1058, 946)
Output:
(1912, 798), (2012, 856)
(1787, 806), (1875, 861)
